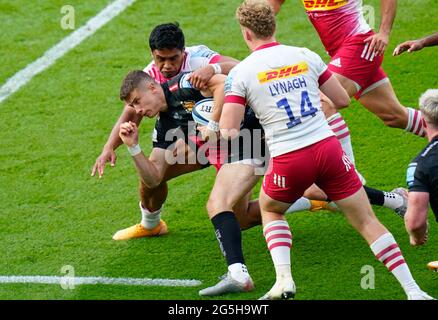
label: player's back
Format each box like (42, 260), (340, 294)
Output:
(228, 43), (333, 157)
(302, 0), (371, 55)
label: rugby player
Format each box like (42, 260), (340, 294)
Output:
(91, 23), (239, 239)
(219, 0), (433, 300)
(268, 0), (427, 135)
(405, 89), (438, 246)
(92, 22), (334, 240)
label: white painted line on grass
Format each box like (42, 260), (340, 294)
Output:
(0, 275), (202, 287)
(0, 0), (136, 104)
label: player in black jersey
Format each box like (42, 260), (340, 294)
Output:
(115, 70), (268, 240)
(405, 89), (438, 246)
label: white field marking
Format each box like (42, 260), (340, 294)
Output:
(0, 0), (136, 104)
(0, 275), (202, 287)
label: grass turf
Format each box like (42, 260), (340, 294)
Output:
(0, 0), (437, 300)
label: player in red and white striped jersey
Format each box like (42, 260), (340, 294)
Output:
(219, 0), (433, 300)
(268, 0), (426, 137)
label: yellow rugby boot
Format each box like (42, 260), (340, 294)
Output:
(309, 200), (338, 212)
(112, 220), (168, 240)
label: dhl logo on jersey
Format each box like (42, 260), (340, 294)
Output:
(302, 0), (348, 11)
(258, 62), (309, 84)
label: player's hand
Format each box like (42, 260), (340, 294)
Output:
(198, 125), (219, 143)
(187, 65), (215, 89)
(393, 39), (425, 56)
(91, 147), (117, 178)
(364, 32), (389, 58)
(119, 121), (139, 147)
(409, 222), (429, 246)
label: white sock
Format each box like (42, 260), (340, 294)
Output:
(139, 202), (161, 229)
(370, 233), (420, 294)
(383, 192), (404, 210)
(228, 263), (250, 283)
(286, 197), (311, 213)
(327, 113), (356, 165)
(263, 220), (293, 280)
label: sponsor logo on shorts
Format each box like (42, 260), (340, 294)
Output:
(330, 57), (342, 68)
(273, 173), (286, 188)
(342, 153), (353, 172)
(258, 62), (308, 84)
(302, 0), (348, 11)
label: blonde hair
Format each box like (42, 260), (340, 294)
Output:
(419, 89), (438, 127)
(236, 0), (276, 39)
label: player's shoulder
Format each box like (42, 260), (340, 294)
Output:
(166, 72), (194, 92)
(186, 44), (219, 59)
(418, 139), (438, 168)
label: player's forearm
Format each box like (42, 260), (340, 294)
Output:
(211, 84), (225, 123)
(131, 154), (163, 188)
(217, 56), (240, 75)
(379, 0), (397, 35)
(104, 107), (142, 151)
(420, 32), (438, 48)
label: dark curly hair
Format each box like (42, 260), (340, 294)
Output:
(149, 22), (185, 51)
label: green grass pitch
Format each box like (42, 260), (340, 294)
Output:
(0, 0), (437, 300)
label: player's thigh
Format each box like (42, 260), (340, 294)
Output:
(303, 183), (328, 200)
(160, 140), (207, 181)
(358, 82), (408, 125)
(314, 137), (362, 201)
(207, 163), (260, 215)
(332, 72), (358, 97)
(259, 187), (291, 217)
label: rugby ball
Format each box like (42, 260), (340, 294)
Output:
(192, 98), (214, 126)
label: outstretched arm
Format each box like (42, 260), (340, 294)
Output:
(393, 32), (438, 56)
(188, 55), (239, 89)
(91, 106), (142, 178)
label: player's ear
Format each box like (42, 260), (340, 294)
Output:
(241, 27), (251, 42)
(148, 81), (157, 92)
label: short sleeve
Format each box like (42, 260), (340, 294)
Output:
(224, 67), (247, 106)
(188, 45), (221, 70)
(408, 161), (430, 193)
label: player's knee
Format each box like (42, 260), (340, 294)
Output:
(207, 194), (232, 217)
(206, 196), (221, 216)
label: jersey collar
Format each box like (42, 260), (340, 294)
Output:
(255, 42), (281, 51)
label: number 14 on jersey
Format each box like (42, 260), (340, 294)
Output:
(276, 90), (317, 129)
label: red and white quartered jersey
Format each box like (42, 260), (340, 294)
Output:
(224, 42), (334, 157)
(302, 0), (371, 55)
(143, 45), (221, 83)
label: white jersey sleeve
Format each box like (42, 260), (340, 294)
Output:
(184, 45), (221, 71)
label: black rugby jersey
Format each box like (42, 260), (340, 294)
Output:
(407, 135), (438, 220)
(153, 73), (207, 149)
